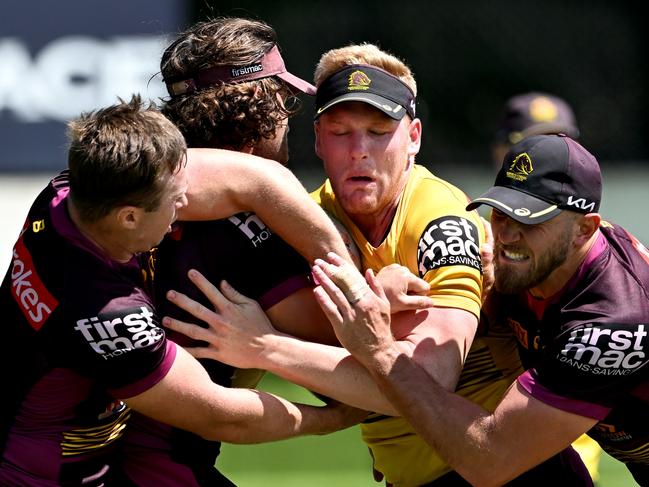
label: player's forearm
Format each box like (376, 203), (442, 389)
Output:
(258, 333), (400, 416)
(208, 388), (360, 444)
(126, 348), (360, 446)
(255, 312), (467, 416)
(181, 148), (351, 263)
(363, 346), (527, 486)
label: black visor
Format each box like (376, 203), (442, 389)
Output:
(315, 64), (416, 120)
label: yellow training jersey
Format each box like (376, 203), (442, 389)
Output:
(312, 164), (522, 486)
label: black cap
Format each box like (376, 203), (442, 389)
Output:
(467, 134), (601, 224)
(315, 64), (416, 120)
(494, 92), (579, 145)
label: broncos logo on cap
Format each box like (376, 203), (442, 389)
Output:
(348, 70), (371, 91)
(506, 153), (534, 182)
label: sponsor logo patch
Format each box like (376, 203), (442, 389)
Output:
(74, 306), (163, 360)
(566, 196), (596, 212)
(229, 212), (272, 248)
(231, 63), (263, 78)
(417, 216), (481, 277)
(557, 323), (648, 375)
(11, 232), (58, 330)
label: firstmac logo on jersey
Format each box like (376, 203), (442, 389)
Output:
(229, 212), (272, 248)
(74, 306), (163, 360)
(417, 216), (481, 277)
(558, 323), (648, 375)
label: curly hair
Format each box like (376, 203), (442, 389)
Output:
(67, 95), (186, 223)
(161, 18), (300, 150)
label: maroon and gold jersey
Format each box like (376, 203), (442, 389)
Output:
(122, 214), (313, 487)
(0, 171), (175, 486)
(489, 223), (649, 483)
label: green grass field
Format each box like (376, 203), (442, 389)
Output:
(218, 374), (637, 486)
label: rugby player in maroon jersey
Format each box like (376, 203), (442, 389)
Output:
(0, 96), (362, 486)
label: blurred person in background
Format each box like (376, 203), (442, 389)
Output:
(491, 92), (579, 168)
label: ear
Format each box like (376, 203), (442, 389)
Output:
(575, 213), (601, 245)
(407, 118), (422, 160)
(115, 206), (140, 230)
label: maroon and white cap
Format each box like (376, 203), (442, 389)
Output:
(165, 45), (315, 97)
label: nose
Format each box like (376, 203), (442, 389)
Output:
(349, 132), (369, 161)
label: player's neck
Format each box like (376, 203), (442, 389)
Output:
(345, 166), (409, 246)
(352, 200), (400, 247)
(529, 231), (600, 299)
(67, 200), (134, 263)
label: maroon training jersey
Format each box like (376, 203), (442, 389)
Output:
(485, 223), (649, 484)
(0, 172), (175, 486)
(122, 214), (313, 486)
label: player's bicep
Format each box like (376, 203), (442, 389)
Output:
(181, 148), (258, 220)
(393, 306), (478, 390)
(181, 148), (303, 220)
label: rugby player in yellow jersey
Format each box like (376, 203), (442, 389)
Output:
(164, 44), (590, 485)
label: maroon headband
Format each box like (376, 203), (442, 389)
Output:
(165, 45), (316, 97)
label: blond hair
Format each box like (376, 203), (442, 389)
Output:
(314, 43), (417, 96)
